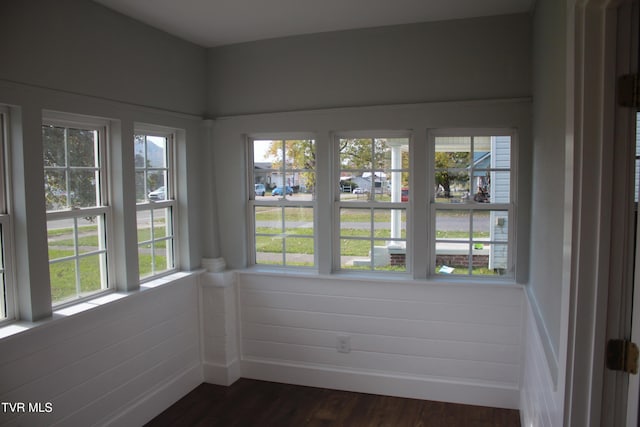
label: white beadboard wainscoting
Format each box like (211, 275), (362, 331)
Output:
(0, 273), (202, 427)
(520, 292), (563, 427)
(235, 271), (525, 409)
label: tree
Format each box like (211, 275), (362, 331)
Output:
(434, 151), (470, 198)
(43, 125), (100, 211)
(339, 138), (387, 170)
(266, 140), (316, 192)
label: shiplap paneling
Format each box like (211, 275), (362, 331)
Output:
(237, 272), (524, 409)
(0, 274), (202, 427)
(520, 292), (563, 427)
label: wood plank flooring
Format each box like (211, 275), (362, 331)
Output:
(145, 379), (521, 427)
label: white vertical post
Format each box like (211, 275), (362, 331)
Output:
(390, 142), (402, 240)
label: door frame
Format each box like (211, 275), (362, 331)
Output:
(563, 0), (638, 425)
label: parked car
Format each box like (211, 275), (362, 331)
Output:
(401, 188), (409, 202)
(254, 183), (266, 196)
(353, 187), (369, 194)
(148, 186), (166, 200)
(272, 186), (293, 196)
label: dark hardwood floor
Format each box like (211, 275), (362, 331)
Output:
(145, 379), (521, 427)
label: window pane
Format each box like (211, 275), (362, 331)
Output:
(135, 170), (147, 203)
(67, 128), (97, 167)
(435, 137), (472, 169)
(254, 171), (270, 200)
(153, 244), (169, 272)
(153, 208), (172, 239)
(48, 219), (76, 259)
(44, 170), (68, 210)
(50, 259), (77, 304)
(340, 138), (372, 171)
(486, 170), (511, 203)
(341, 238), (371, 270)
(146, 136), (167, 168)
(374, 208), (406, 239)
(284, 140), (315, 171)
(486, 243), (509, 274)
(436, 210), (470, 240)
(256, 206), (281, 234)
(43, 125), (66, 167)
(134, 135), (146, 167)
(284, 207), (313, 235)
(256, 235), (283, 265)
(69, 169), (99, 207)
(435, 242), (470, 275)
(76, 215), (105, 254)
(79, 254), (103, 294)
(147, 171), (167, 201)
(139, 244), (152, 278)
(341, 208), (371, 238)
(284, 237), (314, 267)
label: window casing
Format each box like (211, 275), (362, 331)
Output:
(43, 117), (111, 305)
(0, 108), (13, 322)
(249, 137), (316, 268)
(335, 133), (410, 273)
(134, 130), (176, 280)
(429, 130), (515, 277)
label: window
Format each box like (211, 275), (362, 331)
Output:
(336, 134), (410, 272)
(249, 138), (316, 267)
(135, 131), (176, 279)
(430, 131), (514, 277)
(43, 117), (110, 305)
(0, 108), (12, 321)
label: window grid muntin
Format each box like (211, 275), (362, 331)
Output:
(338, 137), (410, 203)
(48, 213), (108, 303)
(250, 138), (316, 268)
(431, 131), (515, 278)
(43, 125), (102, 210)
(136, 204), (176, 279)
(43, 118), (111, 307)
(134, 133), (171, 203)
(135, 130), (177, 281)
(335, 134), (410, 273)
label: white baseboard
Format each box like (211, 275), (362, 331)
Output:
(102, 362), (203, 427)
(241, 358), (520, 409)
(203, 359), (242, 386)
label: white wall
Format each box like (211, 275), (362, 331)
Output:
(207, 14), (531, 116)
(0, 274), (202, 427)
(0, 3), (209, 425)
(520, 292), (564, 426)
(529, 0), (567, 386)
(237, 272), (524, 409)
(0, 0), (207, 116)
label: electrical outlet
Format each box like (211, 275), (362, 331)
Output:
(337, 335), (351, 353)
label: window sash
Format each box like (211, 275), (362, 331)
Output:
(248, 137), (316, 267)
(429, 130), (516, 278)
(134, 130), (177, 281)
(42, 117), (111, 306)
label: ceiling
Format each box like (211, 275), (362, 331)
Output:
(93, 0), (534, 48)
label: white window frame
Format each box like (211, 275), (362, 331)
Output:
(43, 112), (113, 306)
(333, 131), (412, 274)
(428, 128), (517, 279)
(247, 134), (317, 269)
(134, 126), (178, 281)
(0, 107), (15, 323)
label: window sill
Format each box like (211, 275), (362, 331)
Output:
(0, 270), (200, 341)
(237, 267), (522, 289)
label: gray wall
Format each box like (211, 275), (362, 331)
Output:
(207, 14), (532, 116)
(529, 0), (567, 368)
(0, 0), (207, 116)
